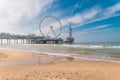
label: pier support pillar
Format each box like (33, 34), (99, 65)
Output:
(0, 39), (2, 45)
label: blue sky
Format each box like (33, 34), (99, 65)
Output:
(0, 0), (120, 42)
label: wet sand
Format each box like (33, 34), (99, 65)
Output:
(0, 50), (120, 80)
(0, 50), (35, 61)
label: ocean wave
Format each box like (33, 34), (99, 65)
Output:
(1, 47), (120, 64)
(63, 44), (120, 49)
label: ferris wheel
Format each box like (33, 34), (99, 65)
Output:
(39, 16), (62, 38)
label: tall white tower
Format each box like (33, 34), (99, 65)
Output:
(64, 23), (74, 44)
(69, 23), (72, 38)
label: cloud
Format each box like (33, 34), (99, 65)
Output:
(93, 25), (110, 29)
(61, 6), (101, 27)
(75, 3), (79, 8)
(74, 24), (111, 36)
(62, 14), (83, 24)
(73, 3), (120, 29)
(73, 24), (112, 40)
(103, 2), (120, 16)
(75, 28), (112, 35)
(74, 0), (90, 9)
(84, 24), (110, 31)
(0, 0), (54, 33)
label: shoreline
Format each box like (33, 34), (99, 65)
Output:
(0, 49), (77, 66)
(1, 48), (120, 64)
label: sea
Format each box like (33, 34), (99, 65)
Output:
(0, 42), (120, 63)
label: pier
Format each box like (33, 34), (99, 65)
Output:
(0, 33), (63, 44)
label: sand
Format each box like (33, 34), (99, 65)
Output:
(0, 50), (120, 80)
(0, 61), (120, 80)
(0, 50), (35, 61)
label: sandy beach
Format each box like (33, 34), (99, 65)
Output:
(0, 50), (35, 61)
(0, 50), (120, 80)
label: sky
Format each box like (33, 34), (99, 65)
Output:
(0, 0), (120, 42)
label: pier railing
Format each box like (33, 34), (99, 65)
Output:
(0, 33), (44, 44)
